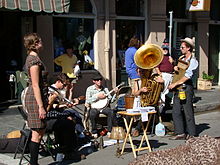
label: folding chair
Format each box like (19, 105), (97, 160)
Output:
(14, 106), (31, 164)
(14, 106), (56, 164)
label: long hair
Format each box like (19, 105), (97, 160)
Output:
(128, 36), (140, 48)
(23, 33), (41, 55)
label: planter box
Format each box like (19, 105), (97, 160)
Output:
(197, 78), (212, 90)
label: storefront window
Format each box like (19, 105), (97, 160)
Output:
(53, 17), (94, 71)
(69, 0), (93, 13)
(116, 0), (144, 16)
(116, 20), (144, 69)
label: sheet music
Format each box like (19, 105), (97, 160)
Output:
(141, 112), (148, 122)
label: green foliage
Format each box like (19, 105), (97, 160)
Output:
(202, 71), (214, 81)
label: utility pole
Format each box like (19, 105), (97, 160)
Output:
(169, 11), (173, 54)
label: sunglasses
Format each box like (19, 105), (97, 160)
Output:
(180, 46), (186, 49)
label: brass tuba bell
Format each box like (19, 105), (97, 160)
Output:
(134, 44), (163, 69)
(134, 44), (164, 106)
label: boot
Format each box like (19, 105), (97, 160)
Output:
(29, 141), (40, 165)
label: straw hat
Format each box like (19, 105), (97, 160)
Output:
(180, 37), (195, 48)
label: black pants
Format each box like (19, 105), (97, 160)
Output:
(89, 108), (114, 133)
(47, 118), (77, 153)
(172, 84), (196, 136)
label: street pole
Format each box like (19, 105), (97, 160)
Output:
(169, 11), (173, 54)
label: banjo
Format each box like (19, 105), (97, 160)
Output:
(91, 82), (125, 110)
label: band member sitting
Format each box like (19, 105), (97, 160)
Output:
(46, 73), (86, 160)
(47, 73), (85, 138)
(85, 72), (117, 137)
(131, 68), (164, 137)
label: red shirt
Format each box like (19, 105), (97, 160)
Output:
(157, 55), (173, 73)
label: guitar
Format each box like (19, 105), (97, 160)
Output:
(90, 82), (125, 110)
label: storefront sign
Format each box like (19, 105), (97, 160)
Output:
(187, 0), (211, 11)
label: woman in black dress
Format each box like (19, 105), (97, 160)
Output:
(24, 33), (48, 165)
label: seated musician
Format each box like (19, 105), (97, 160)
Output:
(47, 73), (85, 138)
(46, 73), (86, 160)
(85, 72), (117, 138)
(131, 68), (164, 137)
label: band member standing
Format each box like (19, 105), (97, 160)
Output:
(23, 33), (48, 165)
(155, 44), (174, 111)
(168, 37), (198, 140)
(85, 72), (116, 137)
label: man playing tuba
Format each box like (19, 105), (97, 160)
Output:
(168, 37), (198, 140)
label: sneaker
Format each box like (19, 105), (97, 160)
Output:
(169, 134), (186, 140)
(107, 132), (111, 138)
(92, 133), (98, 139)
(78, 132), (85, 138)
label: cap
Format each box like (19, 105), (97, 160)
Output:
(163, 38), (169, 43)
(92, 73), (102, 80)
(180, 37), (195, 48)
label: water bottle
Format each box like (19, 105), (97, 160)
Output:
(178, 84), (186, 100)
(133, 96), (141, 109)
(155, 122), (165, 136)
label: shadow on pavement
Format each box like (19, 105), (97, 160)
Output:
(196, 123), (210, 135)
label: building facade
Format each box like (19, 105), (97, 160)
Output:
(0, 0), (219, 101)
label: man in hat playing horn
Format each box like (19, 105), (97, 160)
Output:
(168, 37), (198, 140)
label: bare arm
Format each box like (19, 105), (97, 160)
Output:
(155, 67), (161, 75)
(132, 81), (148, 96)
(30, 65), (46, 119)
(168, 76), (189, 89)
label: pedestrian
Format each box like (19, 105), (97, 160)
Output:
(163, 38), (179, 65)
(125, 36), (141, 89)
(168, 37), (198, 140)
(125, 36), (141, 137)
(23, 33), (48, 165)
(155, 44), (174, 111)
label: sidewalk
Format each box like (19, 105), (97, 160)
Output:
(0, 86), (220, 165)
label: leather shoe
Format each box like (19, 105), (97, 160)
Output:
(186, 135), (195, 140)
(169, 134), (186, 140)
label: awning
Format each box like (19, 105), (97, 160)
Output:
(0, 0), (70, 13)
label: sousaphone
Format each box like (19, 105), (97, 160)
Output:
(134, 44), (164, 106)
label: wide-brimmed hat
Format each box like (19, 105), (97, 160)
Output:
(92, 73), (102, 80)
(180, 37), (195, 48)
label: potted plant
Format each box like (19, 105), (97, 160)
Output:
(197, 71), (214, 90)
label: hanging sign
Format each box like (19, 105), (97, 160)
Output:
(187, 0), (211, 11)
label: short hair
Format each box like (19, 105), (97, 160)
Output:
(23, 33), (41, 54)
(55, 73), (69, 83)
(128, 36), (140, 48)
(182, 42), (193, 52)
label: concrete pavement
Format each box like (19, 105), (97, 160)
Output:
(0, 86), (220, 165)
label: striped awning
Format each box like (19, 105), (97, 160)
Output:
(0, 0), (70, 13)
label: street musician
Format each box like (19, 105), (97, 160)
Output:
(47, 73), (85, 137)
(168, 37), (198, 140)
(85, 72), (118, 138)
